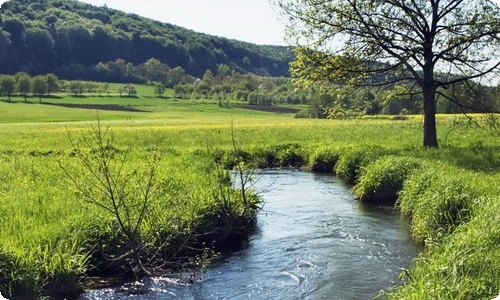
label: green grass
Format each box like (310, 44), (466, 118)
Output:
(0, 87), (499, 299)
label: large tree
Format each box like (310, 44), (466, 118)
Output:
(276, 0), (500, 147)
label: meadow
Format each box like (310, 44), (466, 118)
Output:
(0, 85), (499, 299)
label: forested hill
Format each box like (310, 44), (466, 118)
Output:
(0, 0), (294, 80)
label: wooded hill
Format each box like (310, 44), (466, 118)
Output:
(0, 0), (294, 80)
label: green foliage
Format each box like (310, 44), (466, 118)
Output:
(334, 145), (390, 184)
(386, 196), (500, 300)
(0, 75), (16, 101)
(69, 80), (84, 95)
(308, 146), (341, 172)
(397, 165), (480, 243)
(0, 95), (498, 299)
(153, 81), (166, 97)
(247, 143), (307, 168)
(32, 75), (48, 102)
(353, 156), (422, 204)
(16, 73), (31, 102)
(278, 0), (500, 147)
(0, 0), (294, 78)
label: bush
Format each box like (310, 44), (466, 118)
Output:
(353, 156), (422, 204)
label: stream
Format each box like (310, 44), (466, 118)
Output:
(81, 170), (420, 299)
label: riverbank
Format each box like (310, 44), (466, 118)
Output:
(0, 113), (498, 299)
(82, 170), (420, 299)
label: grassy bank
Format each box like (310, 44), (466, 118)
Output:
(0, 89), (499, 299)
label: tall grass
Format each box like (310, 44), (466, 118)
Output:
(0, 97), (498, 299)
(353, 156), (422, 204)
(334, 145), (391, 183)
(385, 195), (500, 299)
(397, 164), (480, 242)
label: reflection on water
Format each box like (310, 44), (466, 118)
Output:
(81, 170), (420, 300)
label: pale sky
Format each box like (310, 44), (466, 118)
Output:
(80, 0), (288, 46)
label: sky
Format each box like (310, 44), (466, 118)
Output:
(79, 0), (288, 46)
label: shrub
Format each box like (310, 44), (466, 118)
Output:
(353, 156), (422, 204)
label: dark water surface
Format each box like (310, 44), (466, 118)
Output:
(81, 170), (419, 300)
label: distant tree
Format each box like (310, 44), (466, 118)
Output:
(66, 25), (92, 65)
(91, 25), (116, 63)
(258, 80), (276, 92)
(127, 84), (137, 97)
(69, 80), (85, 96)
(0, 30), (9, 69)
(233, 90), (249, 102)
(187, 41), (216, 77)
(119, 84), (137, 97)
(173, 84), (194, 99)
(144, 58), (166, 83)
(118, 84), (127, 96)
(196, 70), (214, 98)
(0, 75), (16, 101)
(17, 74), (31, 102)
(173, 85), (184, 99)
(166, 66), (187, 87)
(277, 0), (500, 148)
(103, 82), (109, 95)
(202, 70), (214, 84)
(242, 56), (251, 66)
(217, 64), (232, 77)
(32, 75), (48, 103)
(107, 59), (128, 78)
(25, 28), (56, 74)
(85, 81), (98, 94)
(2, 18), (26, 73)
(153, 82), (166, 98)
(46, 73), (59, 95)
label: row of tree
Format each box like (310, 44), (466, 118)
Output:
(0, 72), (143, 101)
(173, 70), (309, 106)
(0, 73), (59, 102)
(170, 69), (500, 115)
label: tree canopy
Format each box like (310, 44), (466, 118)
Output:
(0, 0), (294, 78)
(276, 0), (500, 147)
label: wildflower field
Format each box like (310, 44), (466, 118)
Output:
(0, 86), (498, 299)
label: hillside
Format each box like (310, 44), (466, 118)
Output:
(0, 0), (294, 79)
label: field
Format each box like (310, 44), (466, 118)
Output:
(0, 85), (499, 299)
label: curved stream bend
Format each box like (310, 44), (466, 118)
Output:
(82, 170), (419, 300)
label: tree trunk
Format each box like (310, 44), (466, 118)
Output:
(422, 85), (439, 147)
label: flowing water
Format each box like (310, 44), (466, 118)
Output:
(81, 170), (420, 300)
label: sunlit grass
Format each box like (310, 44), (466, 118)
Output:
(0, 91), (498, 299)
